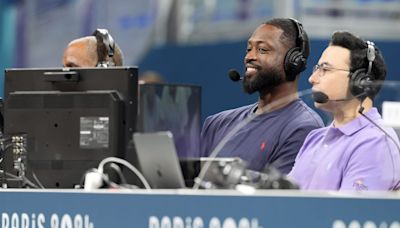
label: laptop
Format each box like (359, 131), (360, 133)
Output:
(132, 131), (186, 189)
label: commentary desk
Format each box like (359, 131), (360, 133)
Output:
(0, 189), (399, 228)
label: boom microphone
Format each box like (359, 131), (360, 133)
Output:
(312, 91), (329, 103)
(312, 91), (355, 104)
(228, 69), (242, 82)
(312, 80), (391, 104)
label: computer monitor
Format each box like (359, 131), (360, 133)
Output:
(137, 83), (201, 158)
(3, 67), (138, 188)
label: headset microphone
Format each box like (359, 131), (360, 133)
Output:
(228, 69), (243, 82)
(312, 91), (329, 103)
(312, 91), (359, 104)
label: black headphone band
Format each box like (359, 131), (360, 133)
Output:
(92, 28), (115, 67)
(366, 41), (376, 76)
(283, 18), (309, 81)
(288, 18), (308, 58)
(349, 40), (377, 98)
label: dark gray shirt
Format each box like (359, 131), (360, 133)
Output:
(200, 99), (324, 173)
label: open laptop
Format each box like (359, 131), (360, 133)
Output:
(132, 131), (186, 189)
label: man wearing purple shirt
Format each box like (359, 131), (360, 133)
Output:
(201, 18), (324, 173)
(289, 31), (400, 191)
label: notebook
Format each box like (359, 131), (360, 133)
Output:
(132, 131), (186, 189)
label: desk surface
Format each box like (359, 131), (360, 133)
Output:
(0, 189), (399, 228)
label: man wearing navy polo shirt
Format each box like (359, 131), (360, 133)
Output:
(200, 18), (324, 174)
(289, 31), (400, 191)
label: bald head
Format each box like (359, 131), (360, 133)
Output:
(63, 35), (124, 68)
(63, 36), (98, 67)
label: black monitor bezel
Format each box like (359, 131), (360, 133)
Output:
(3, 67), (138, 188)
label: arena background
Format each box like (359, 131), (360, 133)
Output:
(1, 0), (399, 122)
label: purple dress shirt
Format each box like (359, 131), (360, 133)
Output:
(289, 108), (400, 191)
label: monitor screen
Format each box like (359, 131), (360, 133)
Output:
(3, 67), (138, 188)
(137, 83), (201, 158)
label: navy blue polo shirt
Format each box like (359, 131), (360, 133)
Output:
(200, 99), (324, 174)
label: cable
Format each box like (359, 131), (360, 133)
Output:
(31, 171), (45, 189)
(108, 162), (128, 184)
(193, 88), (313, 189)
(0, 138), (13, 158)
(99, 171), (138, 190)
(4, 171), (39, 189)
(358, 107), (400, 190)
(359, 107), (400, 153)
(91, 162), (136, 189)
(98, 157), (151, 190)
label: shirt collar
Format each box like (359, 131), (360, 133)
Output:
(331, 108), (381, 136)
(250, 99), (300, 116)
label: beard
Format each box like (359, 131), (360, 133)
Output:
(242, 66), (285, 95)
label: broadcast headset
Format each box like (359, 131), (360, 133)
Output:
(92, 28), (115, 67)
(283, 18), (310, 81)
(348, 40), (376, 99)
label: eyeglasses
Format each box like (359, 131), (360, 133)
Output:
(312, 63), (350, 77)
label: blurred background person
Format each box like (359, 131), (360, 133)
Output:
(139, 70), (165, 84)
(1, 0), (400, 133)
(63, 28), (124, 67)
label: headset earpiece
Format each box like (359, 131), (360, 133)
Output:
(349, 41), (376, 99)
(284, 18), (309, 81)
(284, 47), (306, 81)
(92, 28), (115, 67)
(349, 68), (369, 97)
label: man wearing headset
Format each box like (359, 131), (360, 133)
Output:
(200, 18), (324, 174)
(62, 29), (124, 67)
(289, 31), (400, 191)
